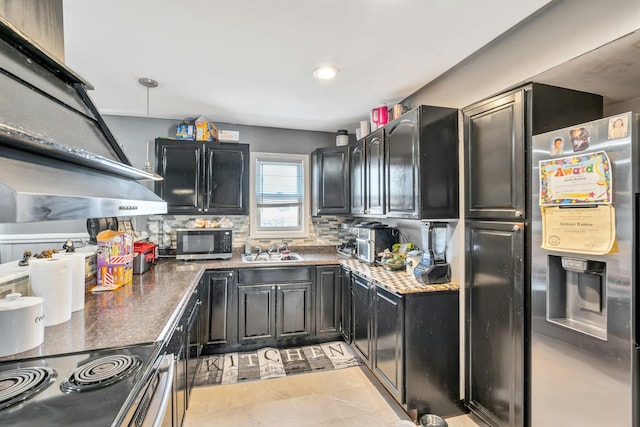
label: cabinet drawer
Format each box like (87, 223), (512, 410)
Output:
(238, 267), (313, 284)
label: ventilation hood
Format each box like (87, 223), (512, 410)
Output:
(0, 17), (167, 223)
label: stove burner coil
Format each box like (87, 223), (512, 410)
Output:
(60, 355), (142, 393)
(0, 367), (57, 411)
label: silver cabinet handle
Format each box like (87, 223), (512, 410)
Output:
(175, 325), (184, 333)
(515, 210), (523, 218)
(513, 224), (522, 232)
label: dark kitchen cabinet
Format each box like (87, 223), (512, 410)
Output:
(465, 220), (524, 427)
(462, 83), (603, 427)
(203, 270), (236, 348)
(385, 106), (458, 219)
(463, 84), (603, 221)
(365, 128), (385, 215)
(372, 285), (404, 404)
(315, 265), (341, 338)
(276, 282), (312, 339)
(155, 138), (249, 215)
(186, 298), (201, 404)
(237, 267), (314, 346)
(350, 140), (365, 215)
(352, 273), (372, 365)
(311, 146), (350, 215)
(348, 271), (461, 419)
(238, 284), (277, 343)
(340, 267), (351, 343)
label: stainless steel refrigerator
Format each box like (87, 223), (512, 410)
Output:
(530, 112), (638, 427)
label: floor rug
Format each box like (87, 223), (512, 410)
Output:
(194, 341), (362, 386)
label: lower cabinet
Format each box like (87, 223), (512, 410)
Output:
(166, 281), (202, 427)
(316, 266), (341, 338)
(203, 270), (237, 347)
(238, 284), (277, 343)
(341, 267), (352, 343)
(373, 285), (404, 404)
(350, 272), (462, 420)
(237, 267), (313, 346)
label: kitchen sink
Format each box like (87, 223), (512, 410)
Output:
(241, 253), (305, 263)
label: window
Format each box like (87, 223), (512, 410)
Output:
(250, 153), (309, 238)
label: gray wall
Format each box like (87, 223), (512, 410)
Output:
(103, 115), (336, 170)
(404, 0), (640, 110)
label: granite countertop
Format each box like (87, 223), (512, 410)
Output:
(0, 247), (456, 363)
(340, 258), (459, 294)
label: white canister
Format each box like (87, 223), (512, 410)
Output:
(52, 252), (86, 312)
(29, 257), (72, 326)
(336, 129), (349, 146)
(0, 293), (45, 357)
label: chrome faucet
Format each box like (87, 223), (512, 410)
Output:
(254, 246), (270, 261)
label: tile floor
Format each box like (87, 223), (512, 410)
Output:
(185, 366), (488, 426)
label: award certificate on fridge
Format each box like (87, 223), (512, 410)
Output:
(540, 205), (615, 254)
(539, 151), (612, 205)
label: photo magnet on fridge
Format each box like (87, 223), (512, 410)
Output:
(550, 137), (564, 155)
(608, 115), (629, 139)
(570, 126), (590, 152)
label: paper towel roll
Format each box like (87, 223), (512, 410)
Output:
(52, 252), (86, 312)
(29, 257), (72, 326)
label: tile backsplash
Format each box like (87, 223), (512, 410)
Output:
(143, 214), (354, 250)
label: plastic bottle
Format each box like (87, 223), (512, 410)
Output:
(245, 235), (252, 255)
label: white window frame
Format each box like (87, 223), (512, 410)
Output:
(250, 152), (310, 239)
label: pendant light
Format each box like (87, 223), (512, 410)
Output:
(138, 77), (163, 180)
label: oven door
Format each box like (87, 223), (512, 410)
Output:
(127, 352), (175, 427)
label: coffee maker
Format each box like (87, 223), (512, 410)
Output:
(414, 222), (451, 284)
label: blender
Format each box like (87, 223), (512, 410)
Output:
(414, 222), (451, 284)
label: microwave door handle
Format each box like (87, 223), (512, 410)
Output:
(141, 353), (174, 427)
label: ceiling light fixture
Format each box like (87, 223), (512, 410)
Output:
(313, 66), (339, 80)
(138, 77), (163, 180)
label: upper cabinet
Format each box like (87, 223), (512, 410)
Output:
(365, 129), (386, 216)
(385, 106), (458, 219)
(155, 138), (249, 215)
(311, 145), (350, 215)
(350, 140), (366, 215)
(349, 129), (386, 216)
(463, 83), (603, 220)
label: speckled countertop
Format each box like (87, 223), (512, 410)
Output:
(340, 258), (459, 294)
(0, 247), (456, 362)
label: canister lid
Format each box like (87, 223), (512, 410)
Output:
(0, 293), (44, 310)
(337, 129), (348, 135)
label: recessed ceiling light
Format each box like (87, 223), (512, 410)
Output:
(313, 66), (338, 80)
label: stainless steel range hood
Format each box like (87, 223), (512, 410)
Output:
(0, 17), (167, 223)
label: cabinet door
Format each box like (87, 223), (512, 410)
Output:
(350, 140), (365, 215)
(186, 302), (201, 405)
(316, 266), (341, 337)
(204, 143), (249, 215)
(312, 146), (350, 215)
(386, 111), (419, 218)
(366, 129), (385, 215)
(276, 282), (312, 339)
(352, 274), (372, 365)
(238, 284), (276, 343)
(155, 140), (203, 214)
(465, 220), (524, 427)
(341, 268), (352, 342)
(373, 285), (404, 404)
(205, 270), (236, 346)
(463, 90), (525, 220)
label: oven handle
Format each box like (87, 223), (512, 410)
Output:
(142, 352), (174, 427)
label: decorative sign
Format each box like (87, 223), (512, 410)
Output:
(541, 205), (616, 255)
(539, 151), (612, 205)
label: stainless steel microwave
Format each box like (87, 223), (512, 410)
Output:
(175, 228), (233, 260)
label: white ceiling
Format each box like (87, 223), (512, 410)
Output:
(62, 0), (551, 133)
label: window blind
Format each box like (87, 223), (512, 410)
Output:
(255, 159), (303, 207)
